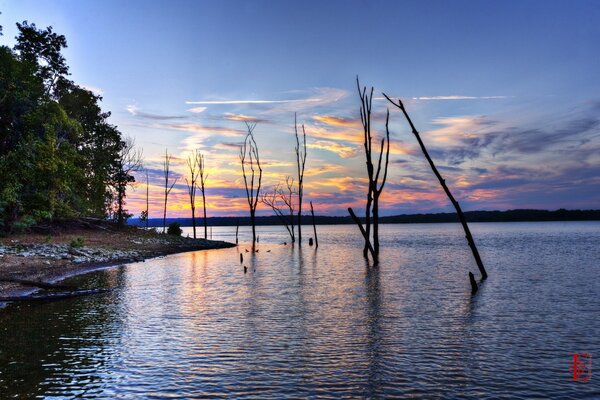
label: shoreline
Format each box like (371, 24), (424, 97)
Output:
(0, 222), (235, 303)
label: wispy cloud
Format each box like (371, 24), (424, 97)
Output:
(185, 87), (347, 112)
(307, 140), (359, 158)
(313, 115), (360, 128)
(186, 99), (320, 105)
(376, 95), (510, 101)
(411, 95), (510, 101)
(127, 105), (186, 120)
(187, 106), (207, 113)
(223, 113), (268, 123)
(80, 84), (104, 96)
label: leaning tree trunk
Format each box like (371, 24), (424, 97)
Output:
(383, 93), (488, 280)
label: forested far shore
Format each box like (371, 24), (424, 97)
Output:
(129, 209), (600, 227)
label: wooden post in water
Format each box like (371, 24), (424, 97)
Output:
(383, 93), (488, 280)
(235, 219), (239, 244)
(310, 201), (318, 248)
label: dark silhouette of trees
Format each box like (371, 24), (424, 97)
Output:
(113, 138), (142, 228)
(348, 78), (390, 264)
(240, 123), (262, 247)
(261, 177), (296, 243)
(294, 114), (307, 244)
(382, 92), (488, 282)
(162, 150), (178, 233)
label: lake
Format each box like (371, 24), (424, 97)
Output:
(1, 222), (599, 398)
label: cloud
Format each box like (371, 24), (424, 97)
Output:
(410, 95), (510, 101)
(312, 115), (360, 128)
(127, 105), (186, 120)
(80, 84), (104, 96)
(186, 99), (320, 105)
(131, 121), (245, 138)
(187, 106), (207, 113)
(186, 87), (348, 113)
(223, 113), (268, 123)
(307, 140), (359, 158)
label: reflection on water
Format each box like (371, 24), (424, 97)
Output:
(1, 222), (599, 398)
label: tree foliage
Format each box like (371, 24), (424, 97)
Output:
(0, 21), (129, 232)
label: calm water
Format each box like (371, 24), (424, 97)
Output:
(1, 222), (599, 399)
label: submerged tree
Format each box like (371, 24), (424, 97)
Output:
(198, 153), (208, 239)
(240, 123), (262, 247)
(294, 114), (307, 244)
(185, 150), (199, 239)
(348, 78), (390, 263)
(262, 177), (296, 243)
(382, 92), (488, 282)
(162, 149), (178, 233)
(113, 138), (143, 228)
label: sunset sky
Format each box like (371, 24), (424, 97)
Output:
(2, 0), (599, 217)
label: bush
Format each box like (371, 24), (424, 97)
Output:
(167, 222), (182, 236)
(70, 237), (85, 248)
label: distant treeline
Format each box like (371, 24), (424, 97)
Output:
(129, 209), (600, 227)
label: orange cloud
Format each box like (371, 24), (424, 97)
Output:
(313, 115), (360, 128)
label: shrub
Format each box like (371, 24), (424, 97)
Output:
(70, 237), (85, 248)
(167, 222), (182, 236)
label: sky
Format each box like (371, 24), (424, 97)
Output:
(1, 0), (599, 217)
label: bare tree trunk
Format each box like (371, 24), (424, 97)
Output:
(310, 201), (318, 248)
(295, 114), (307, 244)
(163, 149), (178, 234)
(383, 93), (488, 280)
(348, 207), (376, 261)
(202, 190), (207, 239)
(353, 78), (390, 262)
(240, 123), (262, 248)
(145, 169), (149, 229)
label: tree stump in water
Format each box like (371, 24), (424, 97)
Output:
(469, 272), (478, 295)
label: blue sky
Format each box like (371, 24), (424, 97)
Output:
(1, 0), (599, 216)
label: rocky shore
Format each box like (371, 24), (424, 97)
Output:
(0, 219), (235, 299)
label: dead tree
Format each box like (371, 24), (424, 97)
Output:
(144, 169), (149, 229)
(240, 123), (262, 247)
(295, 113), (307, 244)
(310, 201), (318, 248)
(162, 149), (178, 233)
(383, 92), (488, 281)
(348, 78), (390, 263)
(114, 137), (142, 228)
(261, 177), (296, 243)
(198, 153), (208, 239)
(185, 150), (200, 239)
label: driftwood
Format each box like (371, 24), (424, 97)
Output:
(0, 288), (112, 302)
(310, 201), (318, 248)
(383, 93), (488, 281)
(0, 278), (75, 291)
(348, 207), (376, 262)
